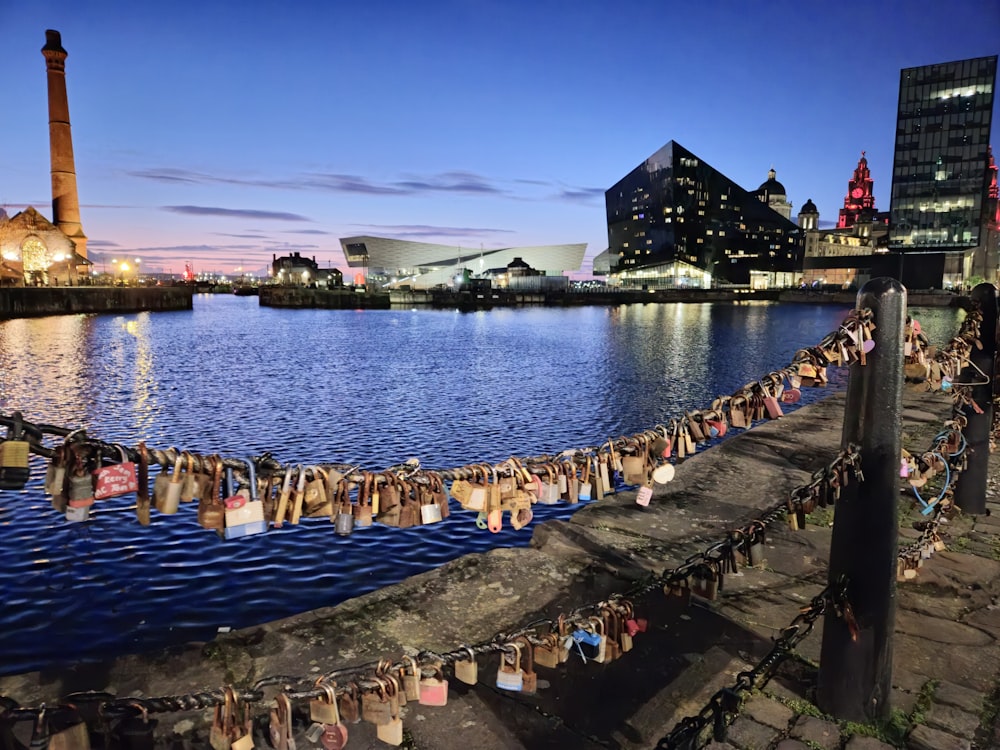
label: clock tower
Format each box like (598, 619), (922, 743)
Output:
(837, 152), (876, 229)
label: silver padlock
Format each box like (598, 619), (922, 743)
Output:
(67, 471), (94, 523)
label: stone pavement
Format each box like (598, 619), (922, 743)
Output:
(1, 390), (998, 749)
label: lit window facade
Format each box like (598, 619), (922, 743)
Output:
(889, 55), (997, 251)
(605, 141), (802, 287)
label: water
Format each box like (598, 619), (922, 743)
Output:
(0, 297), (962, 676)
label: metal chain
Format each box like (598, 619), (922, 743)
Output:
(653, 577), (851, 750)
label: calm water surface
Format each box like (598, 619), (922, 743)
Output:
(0, 296), (962, 675)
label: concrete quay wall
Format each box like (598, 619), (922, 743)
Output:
(0, 287), (193, 319)
(259, 286), (391, 309)
(2, 390), (998, 749)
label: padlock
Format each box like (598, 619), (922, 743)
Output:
(209, 687), (234, 750)
(401, 656), (421, 703)
(310, 681), (340, 725)
(46, 704), (91, 750)
(577, 459), (592, 501)
(229, 690), (254, 750)
(376, 675), (404, 746)
(418, 664), (448, 706)
(115, 703), (158, 750)
(335, 479), (354, 536)
(289, 464), (307, 525)
(197, 456), (225, 531)
(135, 442), (152, 526)
(303, 465), (330, 517)
(534, 465), (561, 504)
(159, 456), (183, 514)
(760, 380), (783, 419)
(569, 627), (600, 663)
(589, 616), (609, 663)
(320, 721), (348, 750)
(533, 633), (560, 668)
(362, 677), (392, 726)
(272, 464), (295, 527)
(268, 693), (295, 750)
(93, 444), (139, 500)
(600, 608), (621, 662)
(636, 476), (653, 506)
(45, 444), (67, 501)
(515, 637), (537, 694)
(652, 462), (675, 485)
(420, 489), (443, 524)
(353, 474), (374, 528)
(691, 563), (719, 601)
(67, 462), (95, 523)
(311, 683), (346, 749)
(455, 646), (478, 685)
(495, 642), (524, 691)
(745, 524), (765, 567)
(0, 412), (31, 490)
(336, 681), (360, 724)
(179, 451), (198, 502)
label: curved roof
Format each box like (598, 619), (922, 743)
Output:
(338, 236), (587, 288)
(757, 168), (786, 197)
(799, 198), (818, 214)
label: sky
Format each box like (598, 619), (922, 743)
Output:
(1, 1), (998, 279)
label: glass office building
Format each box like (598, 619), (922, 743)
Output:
(605, 141), (802, 288)
(889, 56), (996, 259)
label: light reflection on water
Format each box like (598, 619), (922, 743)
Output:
(0, 296), (962, 675)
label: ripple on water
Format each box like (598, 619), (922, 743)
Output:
(0, 299), (963, 675)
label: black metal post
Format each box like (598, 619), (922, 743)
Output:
(817, 277), (905, 723)
(954, 282), (998, 514)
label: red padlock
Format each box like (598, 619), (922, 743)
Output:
(321, 722), (349, 750)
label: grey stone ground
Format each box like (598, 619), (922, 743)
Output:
(1, 390), (998, 749)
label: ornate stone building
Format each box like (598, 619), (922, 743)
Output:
(754, 168), (793, 220)
(0, 207), (86, 286)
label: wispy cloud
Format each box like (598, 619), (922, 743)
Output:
(284, 229), (334, 235)
(162, 205), (311, 221)
(87, 240), (122, 248)
(355, 223), (516, 239)
(213, 232), (271, 239)
(131, 167), (519, 198)
(131, 167), (604, 206)
(555, 186), (605, 202)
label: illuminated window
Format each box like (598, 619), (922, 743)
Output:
(20, 236), (48, 272)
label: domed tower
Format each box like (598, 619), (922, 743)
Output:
(798, 198), (819, 231)
(755, 168), (792, 219)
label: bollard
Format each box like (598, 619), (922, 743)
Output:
(953, 282), (998, 514)
(817, 277), (905, 723)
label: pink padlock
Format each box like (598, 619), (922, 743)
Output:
(625, 617), (648, 637)
(418, 665), (448, 706)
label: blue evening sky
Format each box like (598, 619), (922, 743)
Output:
(1, 1), (997, 277)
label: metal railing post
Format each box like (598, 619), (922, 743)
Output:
(954, 282), (998, 514)
(817, 277), (905, 723)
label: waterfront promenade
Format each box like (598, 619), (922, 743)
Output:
(0, 388), (995, 749)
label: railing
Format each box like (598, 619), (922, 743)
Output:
(0, 279), (995, 748)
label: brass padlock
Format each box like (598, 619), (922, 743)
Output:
(454, 646), (478, 685)
(376, 675), (404, 746)
(0, 411), (31, 490)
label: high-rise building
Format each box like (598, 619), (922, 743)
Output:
(604, 141), (802, 289)
(888, 55), (997, 288)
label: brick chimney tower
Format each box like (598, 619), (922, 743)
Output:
(41, 30), (87, 259)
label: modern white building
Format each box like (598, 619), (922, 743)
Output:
(339, 236), (587, 289)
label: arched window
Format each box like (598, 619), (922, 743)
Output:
(20, 236), (49, 272)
